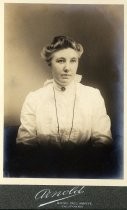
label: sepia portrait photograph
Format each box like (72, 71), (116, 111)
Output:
(3, 2), (124, 182)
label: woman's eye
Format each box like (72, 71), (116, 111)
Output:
(56, 59), (65, 63)
(71, 59), (77, 63)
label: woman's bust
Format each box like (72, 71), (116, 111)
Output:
(16, 35), (112, 146)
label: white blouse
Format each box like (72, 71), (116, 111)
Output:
(16, 76), (112, 145)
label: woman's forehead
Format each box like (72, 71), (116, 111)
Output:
(53, 48), (79, 59)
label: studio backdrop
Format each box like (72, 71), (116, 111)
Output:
(4, 4), (124, 178)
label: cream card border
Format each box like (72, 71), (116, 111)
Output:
(0, 0), (126, 186)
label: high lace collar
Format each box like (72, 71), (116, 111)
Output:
(43, 74), (82, 91)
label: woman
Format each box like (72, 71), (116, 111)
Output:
(15, 36), (113, 177)
(16, 35), (112, 147)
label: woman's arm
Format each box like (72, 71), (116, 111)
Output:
(16, 92), (38, 146)
(91, 89), (112, 147)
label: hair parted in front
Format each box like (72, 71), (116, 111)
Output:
(41, 35), (84, 66)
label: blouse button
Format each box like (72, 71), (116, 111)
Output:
(61, 87), (66, 91)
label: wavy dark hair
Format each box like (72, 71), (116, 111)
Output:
(41, 35), (84, 66)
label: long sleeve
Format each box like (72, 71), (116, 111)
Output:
(91, 89), (112, 145)
(16, 93), (38, 145)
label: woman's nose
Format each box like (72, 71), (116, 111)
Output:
(63, 63), (70, 72)
(64, 68), (69, 73)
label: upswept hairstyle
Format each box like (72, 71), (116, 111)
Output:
(41, 35), (84, 66)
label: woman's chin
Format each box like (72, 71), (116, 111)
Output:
(57, 79), (73, 87)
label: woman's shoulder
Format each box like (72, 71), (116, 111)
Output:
(25, 83), (52, 102)
(78, 83), (100, 95)
(77, 83), (103, 105)
(31, 85), (50, 95)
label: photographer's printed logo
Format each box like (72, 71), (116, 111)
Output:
(35, 186), (86, 208)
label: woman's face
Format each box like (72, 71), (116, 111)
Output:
(51, 48), (79, 86)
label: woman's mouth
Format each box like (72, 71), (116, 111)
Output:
(61, 74), (71, 78)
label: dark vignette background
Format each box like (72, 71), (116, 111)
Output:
(4, 4), (124, 178)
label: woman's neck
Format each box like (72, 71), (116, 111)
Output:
(53, 79), (75, 92)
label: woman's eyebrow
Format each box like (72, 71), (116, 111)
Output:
(55, 57), (77, 60)
(56, 57), (65, 60)
(70, 57), (77, 60)
(71, 57), (77, 59)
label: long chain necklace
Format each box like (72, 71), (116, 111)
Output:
(53, 85), (76, 143)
